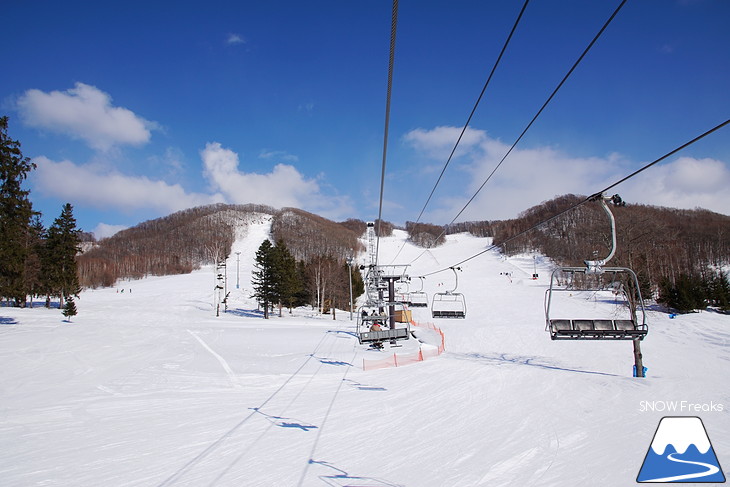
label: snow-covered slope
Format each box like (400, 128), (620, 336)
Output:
(1, 226), (728, 486)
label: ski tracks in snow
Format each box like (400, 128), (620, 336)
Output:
(187, 329), (241, 388)
(158, 329), (358, 486)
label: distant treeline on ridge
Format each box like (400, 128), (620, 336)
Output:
(76, 195), (730, 313)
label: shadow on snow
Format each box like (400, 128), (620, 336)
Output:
(310, 459), (404, 487)
(226, 308), (266, 319)
(450, 351), (621, 377)
(250, 407), (318, 431)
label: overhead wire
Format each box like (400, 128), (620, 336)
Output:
(419, 117), (730, 278)
(389, 0), (530, 265)
(407, 0), (628, 268)
(375, 0), (399, 267)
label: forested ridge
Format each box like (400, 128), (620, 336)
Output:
(78, 204), (276, 288)
(271, 208), (365, 262)
(77, 205), (367, 289)
(77, 205), (368, 315)
(76, 193), (730, 312)
(449, 194), (730, 311)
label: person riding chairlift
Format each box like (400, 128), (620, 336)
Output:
(370, 321), (384, 349)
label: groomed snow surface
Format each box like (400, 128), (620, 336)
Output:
(1, 223), (728, 486)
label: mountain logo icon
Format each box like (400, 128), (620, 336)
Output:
(637, 416), (726, 483)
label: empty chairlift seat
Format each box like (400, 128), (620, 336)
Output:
(409, 292), (429, 307)
(431, 267), (467, 319)
(431, 292), (466, 319)
(543, 195), (649, 342)
(548, 318), (647, 340)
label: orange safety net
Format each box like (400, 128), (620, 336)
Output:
(362, 320), (445, 371)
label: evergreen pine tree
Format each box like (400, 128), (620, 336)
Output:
(46, 204), (82, 308)
(0, 116), (36, 306)
(659, 273), (708, 313)
(272, 239), (300, 315)
(62, 296), (78, 322)
(24, 214), (46, 307)
(252, 240), (276, 319)
(294, 260), (310, 308)
(709, 272), (730, 313)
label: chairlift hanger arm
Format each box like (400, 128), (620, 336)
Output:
(447, 266), (461, 294)
(584, 193), (621, 273)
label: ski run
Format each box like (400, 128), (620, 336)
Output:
(1, 217), (728, 486)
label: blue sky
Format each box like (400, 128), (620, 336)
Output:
(2, 0), (729, 238)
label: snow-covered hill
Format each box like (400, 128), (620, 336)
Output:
(1, 224), (728, 486)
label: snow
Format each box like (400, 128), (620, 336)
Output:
(650, 417), (712, 455)
(1, 223), (728, 486)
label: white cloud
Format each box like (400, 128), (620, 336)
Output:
(259, 149), (299, 163)
(29, 141), (355, 226)
(16, 83), (157, 151)
(226, 33), (246, 45)
(402, 126), (730, 221)
(405, 126), (623, 222)
(32, 156), (222, 213)
(621, 156), (730, 214)
(403, 126), (487, 162)
(147, 146), (186, 177)
(201, 142), (319, 208)
(200, 142), (353, 218)
(93, 223), (128, 240)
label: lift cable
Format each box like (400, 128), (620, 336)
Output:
(389, 0), (530, 265)
(408, 0), (628, 267)
(375, 0), (399, 267)
(417, 117), (730, 278)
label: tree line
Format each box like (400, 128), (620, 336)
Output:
(252, 238), (364, 319)
(78, 204), (277, 288)
(0, 117), (81, 317)
(265, 211), (368, 317)
(271, 208), (365, 262)
(405, 221), (446, 248)
(77, 202), (370, 316)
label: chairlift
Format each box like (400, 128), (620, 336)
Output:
(431, 267), (466, 319)
(544, 194), (647, 340)
(409, 276), (429, 307)
(356, 304), (410, 348)
(394, 280), (411, 306)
